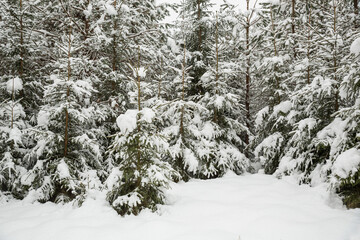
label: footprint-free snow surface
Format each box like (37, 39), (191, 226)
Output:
(1, 173), (360, 240)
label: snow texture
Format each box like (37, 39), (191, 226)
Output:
(37, 110), (50, 127)
(57, 160), (70, 179)
(167, 38), (179, 54)
(6, 77), (23, 94)
(8, 127), (22, 146)
(350, 37), (360, 56)
(140, 108), (155, 123)
(273, 100), (292, 116)
(332, 148), (360, 179)
(116, 108), (156, 135)
(255, 106), (269, 127)
(1, 174), (359, 240)
(138, 67), (147, 78)
(264, 0), (280, 4)
(116, 109), (138, 134)
(105, 3), (117, 16)
(184, 148), (199, 173)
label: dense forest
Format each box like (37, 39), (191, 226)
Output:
(0, 0), (359, 215)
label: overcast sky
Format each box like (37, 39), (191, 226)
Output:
(156, 0), (262, 23)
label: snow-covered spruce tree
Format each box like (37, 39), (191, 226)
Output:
(273, 0), (355, 179)
(256, 0), (294, 107)
(106, 47), (179, 216)
(253, 0), (296, 174)
(22, 2), (107, 204)
(288, 0), (318, 87)
(255, 1), (360, 200)
(179, 0), (213, 95)
(316, 10), (360, 208)
(253, 0), (315, 174)
(223, 0), (264, 151)
(330, 35), (360, 207)
(157, 8), (206, 179)
(0, 0), (50, 129)
(0, 76), (26, 199)
(158, 47), (211, 179)
(157, 8), (249, 179)
(196, 11), (250, 177)
(0, 0), (43, 199)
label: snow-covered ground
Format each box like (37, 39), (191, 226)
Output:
(1, 173), (359, 240)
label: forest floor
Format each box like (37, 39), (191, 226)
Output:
(0, 172), (359, 240)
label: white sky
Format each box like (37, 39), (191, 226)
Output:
(156, 0), (262, 23)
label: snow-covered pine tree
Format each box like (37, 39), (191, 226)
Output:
(255, 1), (360, 203)
(196, 11), (250, 177)
(0, 0), (42, 199)
(106, 46), (179, 215)
(179, 0), (213, 96)
(223, 0), (264, 153)
(314, 2), (360, 208)
(330, 32), (360, 208)
(158, 4), (249, 179)
(157, 8), (207, 179)
(22, 1), (107, 204)
(0, 75), (26, 199)
(104, 0), (182, 215)
(253, 0), (296, 173)
(272, 0), (355, 180)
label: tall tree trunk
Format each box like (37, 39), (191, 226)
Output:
(355, 0), (359, 28)
(112, 0), (117, 71)
(244, 0), (251, 145)
(333, 0), (339, 112)
(64, 25), (72, 157)
(355, 0), (359, 14)
(11, 78), (15, 129)
(213, 12), (219, 124)
(84, 0), (90, 40)
(306, 0), (312, 84)
(137, 46), (141, 112)
(197, 0), (202, 52)
(180, 14), (186, 136)
(270, 4), (280, 104)
(291, 0), (296, 57)
(136, 46), (141, 188)
(158, 57), (163, 99)
(19, 0), (23, 77)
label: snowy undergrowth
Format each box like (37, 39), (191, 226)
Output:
(1, 173), (359, 240)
